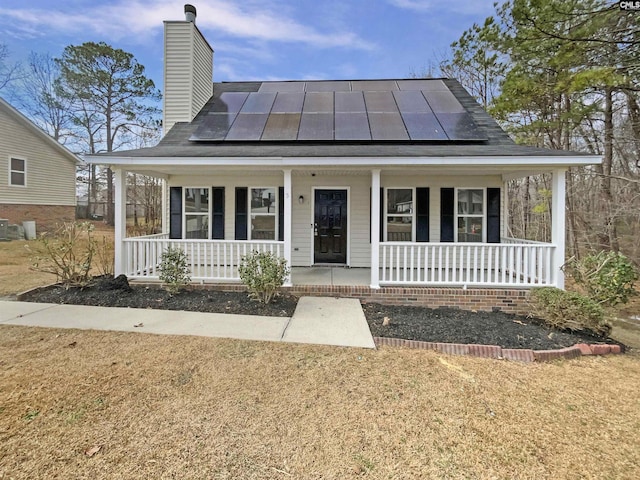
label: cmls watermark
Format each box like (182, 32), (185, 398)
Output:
(620, 1), (640, 10)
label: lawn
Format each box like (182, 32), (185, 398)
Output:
(0, 325), (639, 479)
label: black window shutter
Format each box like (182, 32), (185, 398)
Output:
(440, 188), (454, 242)
(212, 187), (225, 239)
(487, 187), (501, 243)
(278, 187), (285, 241)
(235, 187), (248, 240)
(416, 187), (430, 242)
(169, 187), (182, 239)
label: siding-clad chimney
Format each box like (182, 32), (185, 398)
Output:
(163, 4), (214, 136)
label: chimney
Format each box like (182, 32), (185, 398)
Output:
(184, 4), (196, 23)
(162, 4), (214, 136)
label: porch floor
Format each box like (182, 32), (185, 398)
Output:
(291, 267), (371, 286)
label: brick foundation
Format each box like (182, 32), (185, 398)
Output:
(172, 282), (531, 315)
(0, 204), (75, 233)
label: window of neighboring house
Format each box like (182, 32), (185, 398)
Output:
(9, 158), (26, 186)
(386, 188), (414, 242)
(250, 187), (276, 240)
(184, 187), (210, 239)
(457, 188), (484, 242)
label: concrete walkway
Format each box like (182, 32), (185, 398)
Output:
(0, 297), (376, 349)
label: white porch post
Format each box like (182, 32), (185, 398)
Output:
(370, 169), (381, 289)
(503, 180), (509, 238)
(551, 168), (566, 289)
(283, 169), (293, 286)
(161, 179), (168, 234)
(114, 168), (127, 277)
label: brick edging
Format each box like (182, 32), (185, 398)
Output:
(373, 337), (623, 363)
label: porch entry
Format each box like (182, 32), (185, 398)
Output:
(314, 189), (347, 264)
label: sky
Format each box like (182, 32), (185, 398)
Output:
(1, 0), (497, 93)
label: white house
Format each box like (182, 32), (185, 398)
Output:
(89, 5), (600, 312)
(0, 97), (80, 234)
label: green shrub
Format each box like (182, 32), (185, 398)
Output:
(566, 251), (638, 307)
(528, 287), (610, 337)
(238, 251), (290, 304)
(29, 222), (96, 288)
(159, 247), (191, 294)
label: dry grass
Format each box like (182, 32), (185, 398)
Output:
(0, 222), (114, 297)
(1, 325), (639, 479)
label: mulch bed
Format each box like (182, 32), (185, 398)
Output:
(20, 275), (622, 351)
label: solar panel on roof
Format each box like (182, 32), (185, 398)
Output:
(306, 81), (350, 92)
(261, 113), (301, 140)
(423, 90), (465, 113)
(258, 82), (305, 93)
(401, 112), (447, 140)
(271, 92), (305, 113)
(397, 79), (448, 91)
(188, 80), (486, 142)
(364, 91), (398, 113)
(225, 113), (269, 140)
(352, 80), (398, 91)
(436, 113), (485, 140)
(298, 113), (333, 140)
(335, 91), (366, 113)
(393, 90), (432, 113)
(369, 112), (408, 140)
(190, 113), (238, 141)
(240, 93), (276, 113)
(303, 92), (333, 113)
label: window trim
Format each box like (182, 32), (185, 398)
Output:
(9, 157), (27, 187)
(182, 187), (212, 239)
(249, 186), (278, 241)
(455, 188), (486, 243)
(384, 187), (415, 242)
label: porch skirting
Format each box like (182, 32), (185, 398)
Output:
(136, 282), (530, 315)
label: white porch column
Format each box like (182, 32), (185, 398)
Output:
(161, 179), (168, 234)
(551, 168), (566, 289)
(503, 180), (509, 238)
(114, 168), (127, 277)
(370, 169), (381, 289)
(283, 169), (293, 286)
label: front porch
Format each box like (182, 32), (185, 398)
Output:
(121, 235), (558, 288)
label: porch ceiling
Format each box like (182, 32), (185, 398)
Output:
(118, 163), (572, 180)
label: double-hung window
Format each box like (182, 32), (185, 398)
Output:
(386, 188), (413, 242)
(184, 188), (210, 239)
(457, 189), (484, 242)
(250, 187), (276, 240)
(9, 158), (26, 186)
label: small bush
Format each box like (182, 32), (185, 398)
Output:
(159, 247), (191, 294)
(566, 251), (638, 307)
(29, 222), (96, 288)
(239, 251), (290, 304)
(528, 287), (610, 337)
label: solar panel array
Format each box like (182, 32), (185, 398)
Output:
(190, 79), (486, 142)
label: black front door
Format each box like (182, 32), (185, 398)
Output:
(314, 189), (347, 264)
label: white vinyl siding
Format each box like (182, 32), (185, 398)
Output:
(0, 107), (76, 206)
(163, 21), (213, 135)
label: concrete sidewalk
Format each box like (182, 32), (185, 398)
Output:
(0, 297), (375, 349)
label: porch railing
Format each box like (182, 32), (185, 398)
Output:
(122, 236), (283, 281)
(380, 240), (555, 287)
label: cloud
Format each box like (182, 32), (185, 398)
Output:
(0, 0), (373, 50)
(387, 0), (494, 15)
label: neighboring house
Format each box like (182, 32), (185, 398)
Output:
(0, 97), (80, 234)
(89, 6), (601, 312)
